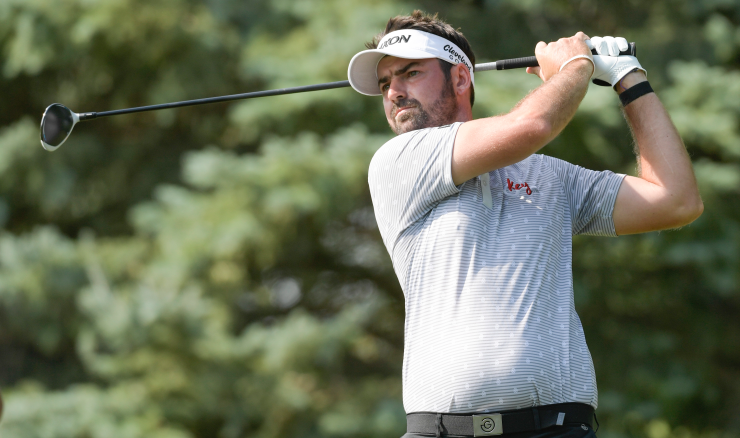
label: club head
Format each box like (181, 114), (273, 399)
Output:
(40, 103), (79, 151)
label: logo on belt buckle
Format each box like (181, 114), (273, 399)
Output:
(473, 413), (503, 436)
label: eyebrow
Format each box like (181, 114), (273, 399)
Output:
(378, 61), (421, 87)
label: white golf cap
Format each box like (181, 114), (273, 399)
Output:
(347, 29), (474, 96)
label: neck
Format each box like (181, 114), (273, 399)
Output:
(443, 98), (472, 126)
(456, 104), (473, 123)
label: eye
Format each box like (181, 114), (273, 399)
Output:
(408, 70), (419, 77)
(381, 83), (390, 92)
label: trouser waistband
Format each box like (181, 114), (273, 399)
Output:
(406, 403), (594, 437)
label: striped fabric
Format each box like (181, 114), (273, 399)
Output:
(368, 122), (625, 414)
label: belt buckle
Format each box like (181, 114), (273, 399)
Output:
(473, 413), (503, 436)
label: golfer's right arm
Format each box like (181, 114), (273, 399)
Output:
(451, 32), (593, 185)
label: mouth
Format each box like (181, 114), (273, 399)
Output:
(394, 106), (414, 119)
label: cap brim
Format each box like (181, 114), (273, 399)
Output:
(347, 48), (442, 96)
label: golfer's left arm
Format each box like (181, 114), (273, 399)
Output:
(612, 71), (704, 235)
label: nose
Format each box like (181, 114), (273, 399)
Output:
(386, 77), (406, 103)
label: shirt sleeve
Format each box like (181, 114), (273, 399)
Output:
(368, 123), (462, 250)
(543, 156), (625, 237)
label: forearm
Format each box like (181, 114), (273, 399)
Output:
(452, 61), (592, 183)
(511, 60), (592, 141)
(613, 72), (703, 233)
(623, 73), (702, 208)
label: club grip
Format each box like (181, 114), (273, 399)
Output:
(487, 42), (636, 71)
(495, 56), (538, 70)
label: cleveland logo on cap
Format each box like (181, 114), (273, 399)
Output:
(378, 34), (412, 50)
(444, 44), (472, 72)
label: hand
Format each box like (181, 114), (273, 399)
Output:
(526, 32), (593, 82)
(587, 36), (647, 88)
(588, 36), (627, 56)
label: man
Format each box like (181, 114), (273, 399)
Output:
(347, 10), (703, 438)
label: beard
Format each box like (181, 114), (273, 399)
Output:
(389, 79), (459, 135)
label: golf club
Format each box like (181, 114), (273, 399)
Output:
(40, 43), (635, 151)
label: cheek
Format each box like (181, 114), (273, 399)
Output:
(383, 99), (393, 118)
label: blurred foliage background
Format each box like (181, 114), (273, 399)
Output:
(0, 0), (738, 437)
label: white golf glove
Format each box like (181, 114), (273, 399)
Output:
(587, 36), (646, 87)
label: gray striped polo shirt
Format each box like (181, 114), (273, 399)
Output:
(368, 122), (625, 414)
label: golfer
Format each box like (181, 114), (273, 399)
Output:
(347, 10), (703, 438)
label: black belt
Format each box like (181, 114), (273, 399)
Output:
(407, 403), (594, 437)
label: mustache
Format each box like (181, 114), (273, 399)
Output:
(392, 98), (422, 117)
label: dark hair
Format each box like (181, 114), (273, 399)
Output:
(366, 10), (475, 106)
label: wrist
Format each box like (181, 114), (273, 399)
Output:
(559, 57), (594, 80)
(562, 57), (593, 71)
(615, 70), (647, 94)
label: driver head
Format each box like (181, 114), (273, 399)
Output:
(40, 104), (78, 151)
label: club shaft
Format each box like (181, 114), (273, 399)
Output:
(82, 43), (636, 120)
(91, 80), (352, 119)
(83, 59), (536, 120)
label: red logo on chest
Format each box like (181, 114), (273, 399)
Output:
(507, 178), (532, 195)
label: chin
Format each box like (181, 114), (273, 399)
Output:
(391, 121), (416, 135)
(391, 113), (420, 135)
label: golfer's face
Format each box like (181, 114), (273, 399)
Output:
(377, 56), (450, 134)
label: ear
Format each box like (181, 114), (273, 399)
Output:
(451, 63), (472, 98)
